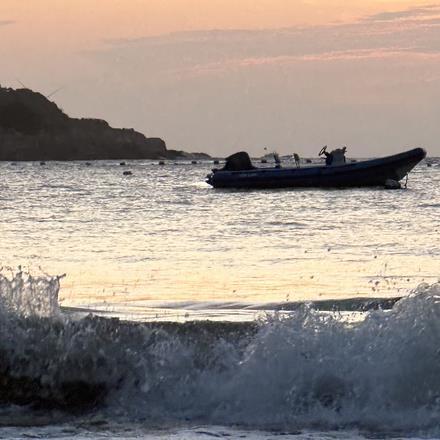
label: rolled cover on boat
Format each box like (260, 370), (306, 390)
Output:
(222, 151), (255, 171)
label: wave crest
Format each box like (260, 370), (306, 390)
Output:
(1, 272), (440, 434)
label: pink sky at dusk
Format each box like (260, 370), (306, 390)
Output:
(1, 1), (431, 42)
(1, 1), (439, 156)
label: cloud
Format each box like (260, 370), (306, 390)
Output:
(364, 4), (440, 22)
(179, 48), (440, 79)
(0, 20), (14, 27)
(91, 8), (440, 79)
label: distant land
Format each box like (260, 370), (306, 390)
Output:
(0, 87), (210, 161)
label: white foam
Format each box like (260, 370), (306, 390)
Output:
(1, 273), (440, 435)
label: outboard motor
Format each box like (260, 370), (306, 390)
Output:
(206, 151), (255, 185)
(221, 151), (255, 171)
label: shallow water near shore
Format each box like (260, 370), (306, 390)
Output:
(0, 157), (439, 438)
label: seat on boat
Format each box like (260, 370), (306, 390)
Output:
(330, 147), (347, 166)
(222, 151), (256, 171)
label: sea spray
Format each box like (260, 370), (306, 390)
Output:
(1, 271), (440, 434)
(211, 283), (440, 431)
(0, 269), (61, 318)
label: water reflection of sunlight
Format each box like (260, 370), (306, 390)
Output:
(0, 160), (438, 315)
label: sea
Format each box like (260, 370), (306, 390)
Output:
(0, 156), (439, 439)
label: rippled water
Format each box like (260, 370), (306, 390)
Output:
(1, 157), (439, 438)
(0, 157), (439, 319)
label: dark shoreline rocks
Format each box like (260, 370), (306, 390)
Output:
(0, 87), (209, 161)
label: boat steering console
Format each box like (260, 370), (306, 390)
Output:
(319, 145), (347, 166)
(319, 146), (328, 156)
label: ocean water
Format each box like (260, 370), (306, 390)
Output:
(0, 157), (439, 319)
(0, 156), (439, 438)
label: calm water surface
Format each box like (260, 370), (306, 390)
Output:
(0, 157), (439, 318)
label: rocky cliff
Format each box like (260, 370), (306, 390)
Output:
(0, 87), (169, 160)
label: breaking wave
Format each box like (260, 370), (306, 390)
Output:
(1, 270), (440, 435)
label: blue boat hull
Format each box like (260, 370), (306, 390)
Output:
(206, 148), (426, 189)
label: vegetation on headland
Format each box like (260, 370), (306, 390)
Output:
(0, 86), (209, 161)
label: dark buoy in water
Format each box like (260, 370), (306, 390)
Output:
(85, 162), (92, 166)
(384, 179), (401, 190)
(427, 163), (432, 167)
(123, 170), (132, 176)
(10, 162), (17, 166)
(191, 160), (198, 164)
(213, 160), (220, 165)
(261, 158), (267, 164)
(306, 159), (312, 163)
(119, 162), (126, 166)
(40, 161), (46, 166)
(158, 160), (165, 165)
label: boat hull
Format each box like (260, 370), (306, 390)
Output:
(207, 148), (426, 189)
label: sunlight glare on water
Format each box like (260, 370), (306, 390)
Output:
(0, 158), (438, 314)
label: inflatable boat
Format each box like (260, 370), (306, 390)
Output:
(206, 148), (426, 189)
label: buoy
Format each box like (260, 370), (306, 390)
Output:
(158, 161), (165, 165)
(119, 162), (126, 166)
(123, 170), (132, 176)
(191, 160), (198, 164)
(40, 161), (46, 165)
(213, 160), (220, 165)
(306, 159), (312, 163)
(427, 163), (432, 167)
(261, 159), (267, 164)
(85, 162), (92, 166)
(384, 179), (401, 190)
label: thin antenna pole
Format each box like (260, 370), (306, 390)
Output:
(45, 86), (65, 99)
(16, 78), (27, 89)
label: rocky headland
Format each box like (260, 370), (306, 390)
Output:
(0, 87), (208, 161)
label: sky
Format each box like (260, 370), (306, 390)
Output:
(1, 1), (439, 156)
